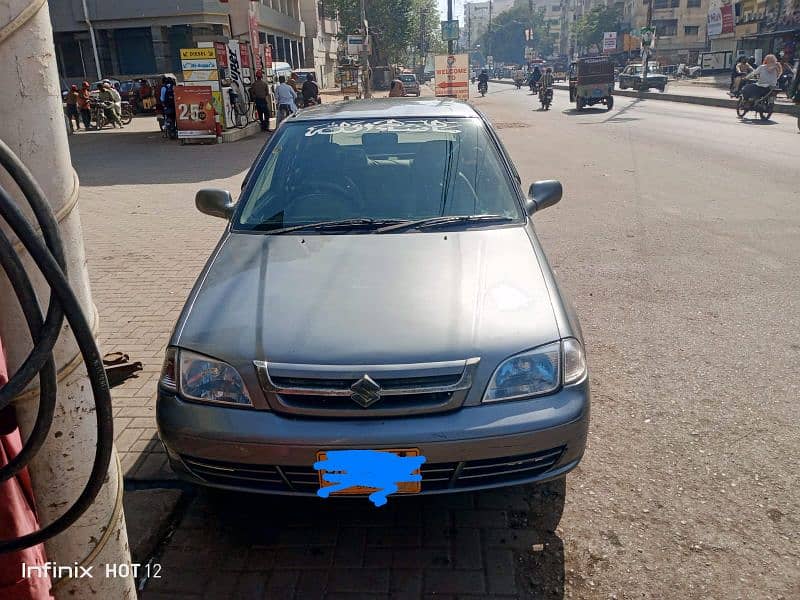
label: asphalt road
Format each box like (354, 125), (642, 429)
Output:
(470, 84), (800, 597)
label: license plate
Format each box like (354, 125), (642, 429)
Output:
(592, 88), (603, 97)
(315, 448), (422, 495)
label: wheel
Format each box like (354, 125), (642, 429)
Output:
(619, 83), (627, 90)
(121, 109), (133, 125)
(759, 100), (774, 121)
(606, 95), (614, 111)
(736, 97), (748, 118)
(576, 97), (584, 110)
(658, 86), (665, 93)
(797, 113), (800, 132)
(416, 92), (420, 97)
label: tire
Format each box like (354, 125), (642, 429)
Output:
(576, 97), (584, 110)
(797, 114), (800, 132)
(759, 100), (774, 121)
(619, 83), (627, 90)
(736, 97), (749, 118)
(606, 95), (614, 111)
(121, 109), (133, 125)
(658, 86), (665, 93)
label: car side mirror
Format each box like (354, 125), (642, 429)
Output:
(526, 180), (562, 215)
(196, 189), (235, 220)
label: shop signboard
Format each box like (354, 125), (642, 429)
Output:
(434, 53), (469, 100)
(264, 44), (273, 70)
(179, 48), (216, 61)
(347, 35), (365, 56)
(174, 85), (216, 140)
(441, 20), (459, 41)
(184, 80), (222, 126)
(214, 42), (228, 68)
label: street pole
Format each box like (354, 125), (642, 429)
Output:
(448, 0), (454, 53)
(80, 0), (102, 81)
(642, 0), (652, 91)
(359, 0), (371, 98)
(0, 2), (134, 599)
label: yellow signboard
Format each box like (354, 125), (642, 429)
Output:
(180, 48), (216, 60)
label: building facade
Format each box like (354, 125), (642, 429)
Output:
(464, 0), (516, 49)
(50, 0), (309, 84)
(624, 0), (711, 63)
(299, 0), (340, 88)
(731, 0), (799, 60)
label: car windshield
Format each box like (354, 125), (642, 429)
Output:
(235, 117), (524, 232)
(399, 75), (416, 82)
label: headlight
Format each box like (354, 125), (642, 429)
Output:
(562, 337), (587, 384)
(483, 338), (587, 403)
(483, 342), (561, 402)
(173, 349), (252, 406)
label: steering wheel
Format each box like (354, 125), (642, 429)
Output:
(288, 180), (362, 220)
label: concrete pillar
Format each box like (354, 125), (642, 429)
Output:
(0, 2), (135, 599)
(151, 26), (170, 74)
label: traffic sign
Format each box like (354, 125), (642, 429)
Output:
(441, 20), (460, 41)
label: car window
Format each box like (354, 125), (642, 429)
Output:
(236, 117), (524, 231)
(399, 75), (416, 82)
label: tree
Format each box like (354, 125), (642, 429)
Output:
(572, 5), (621, 54)
(476, 0), (552, 64)
(329, 0), (441, 66)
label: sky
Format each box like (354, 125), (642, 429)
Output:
(438, 0), (466, 20)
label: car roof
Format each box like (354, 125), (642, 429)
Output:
(290, 98), (480, 121)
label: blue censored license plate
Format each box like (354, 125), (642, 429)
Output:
(315, 448), (423, 496)
(592, 88), (603, 97)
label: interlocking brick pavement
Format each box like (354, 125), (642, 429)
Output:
(72, 116), (267, 479)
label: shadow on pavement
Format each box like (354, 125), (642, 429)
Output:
(138, 475), (567, 598)
(69, 117), (267, 187)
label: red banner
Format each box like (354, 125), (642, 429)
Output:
(239, 42), (250, 69)
(721, 5), (734, 34)
(248, 4), (263, 72)
(214, 41), (228, 68)
(264, 44), (273, 70)
(174, 85), (216, 139)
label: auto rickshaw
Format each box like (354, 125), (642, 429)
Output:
(568, 57), (614, 111)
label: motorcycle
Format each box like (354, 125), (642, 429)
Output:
(539, 86), (553, 110)
(515, 78), (523, 90)
(478, 81), (488, 97)
(736, 85), (778, 121)
(89, 99), (133, 129)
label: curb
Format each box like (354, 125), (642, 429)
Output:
(489, 79), (797, 115)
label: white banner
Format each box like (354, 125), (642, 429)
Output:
(603, 32), (617, 52)
(434, 54), (469, 100)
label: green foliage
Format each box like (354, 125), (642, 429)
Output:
(328, 0), (441, 65)
(572, 5), (621, 52)
(476, 0), (554, 63)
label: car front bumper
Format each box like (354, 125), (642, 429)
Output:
(156, 379), (590, 496)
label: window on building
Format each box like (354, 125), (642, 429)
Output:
(551, 5), (560, 11)
(684, 25), (699, 35)
(653, 19), (678, 36)
(113, 28), (157, 75)
(653, 0), (679, 8)
(687, 0), (701, 6)
(54, 33), (86, 78)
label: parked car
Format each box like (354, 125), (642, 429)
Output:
(618, 63), (668, 92)
(292, 68), (317, 84)
(398, 73), (420, 96)
(157, 99), (590, 505)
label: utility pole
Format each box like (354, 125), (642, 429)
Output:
(359, 0), (371, 98)
(0, 2), (135, 599)
(488, 0), (493, 60)
(641, 0), (652, 91)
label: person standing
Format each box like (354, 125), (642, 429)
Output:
(77, 81), (92, 129)
(275, 75), (297, 125)
(250, 70), (272, 132)
(65, 84), (81, 131)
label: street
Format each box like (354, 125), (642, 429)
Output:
(70, 90), (800, 599)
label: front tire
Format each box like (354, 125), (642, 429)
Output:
(606, 96), (614, 111)
(759, 100), (774, 121)
(736, 97), (748, 118)
(576, 97), (584, 110)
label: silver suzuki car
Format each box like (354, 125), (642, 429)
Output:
(157, 99), (590, 504)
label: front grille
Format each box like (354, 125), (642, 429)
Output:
(254, 358), (479, 418)
(180, 447), (565, 494)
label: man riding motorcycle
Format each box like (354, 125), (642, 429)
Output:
(528, 66), (542, 92)
(477, 69), (489, 95)
(539, 67), (555, 107)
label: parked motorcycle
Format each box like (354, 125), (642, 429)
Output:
(89, 99), (133, 129)
(539, 86), (553, 110)
(736, 86), (778, 121)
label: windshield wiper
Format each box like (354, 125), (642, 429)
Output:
(263, 218), (405, 234)
(376, 214), (515, 233)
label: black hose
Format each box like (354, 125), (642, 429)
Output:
(0, 139), (114, 554)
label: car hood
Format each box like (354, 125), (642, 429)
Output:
(175, 227), (560, 367)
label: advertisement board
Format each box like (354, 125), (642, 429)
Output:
(214, 42), (228, 68)
(264, 44), (273, 69)
(707, 7), (723, 36)
(434, 54), (469, 100)
(174, 85), (216, 140)
(603, 32), (617, 52)
(347, 35), (365, 55)
(179, 48), (216, 61)
(441, 20), (459, 41)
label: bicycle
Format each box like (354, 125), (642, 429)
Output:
(227, 88), (250, 129)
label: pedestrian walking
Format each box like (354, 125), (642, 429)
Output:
(275, 75), (297, 125)
(65, 84), (81, 131)
(250, 70), (272, 132)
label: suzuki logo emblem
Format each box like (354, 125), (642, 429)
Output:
(350, 374), (382, 408)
